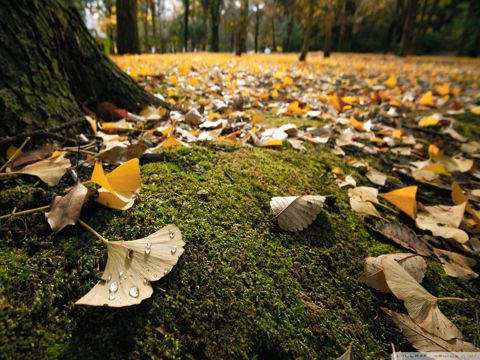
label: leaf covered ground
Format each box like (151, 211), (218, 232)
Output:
(1, 53), (480, 358)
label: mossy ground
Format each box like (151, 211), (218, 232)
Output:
(0, 124), (478, 359)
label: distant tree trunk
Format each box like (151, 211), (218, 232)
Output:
(254, 6), (261, 53)
(398, 0), (418, 56)
(150, 0), (157, 48)
(337, 0), (356, 52)
(117, 0), (140, 54)
(283, 13), (293, 52)
(383, 0), (404, 54)
(210, 0), (221, 52)
(324, 13), (334, 58)
(458, 0), (480, 56)
(412, 0), (428, 53)
(183, 0), (190, 51)
(299, 0), (315, 61)
(235, 0), (249, 56)
(0, 0), (167, 139)
(271, 17), (277, 51)
(201, 0), (210, 51)
(143, 3), (150, 51)
(470, 28), (480, 57)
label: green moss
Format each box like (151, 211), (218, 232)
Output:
(0, 144), (477, 359)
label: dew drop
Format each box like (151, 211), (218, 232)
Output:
(169, 232), (175, 239)
(145, 241), (152, 255)
(127, 249), (134, 259)
(119, 271), (123, 278)
(123, 275), (127, 280)
(143, 278), (148, 285)
(109, 281), (118, 293)
(170, 246), (177, 255)
(129, 286), (139, 298)
(108, 294), (116, 301)
(107, 274), (112, 281)
(145, 248), (151, 255)
(164, 269), (169, 275)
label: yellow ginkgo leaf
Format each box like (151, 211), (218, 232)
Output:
(380, 186), (418, 219)
(384, 74), (397, 88)
(418, 91), (435, 107)
(160, 134), (186, 148)
(85, 116), (97, 135)
(451, 181), (468, 205)
(169, 75), (178, 85)
(328, 93), (343, 112)
(261, 139), (283, 147)
(471, 106), (480, 115)
(283, 76), (293, 86)
(350, 117), (365, 131)
(418, 115), (440, 127)
(91, 159), (141, 203)
(434, 83), (449, 96)
(421, 163), (450, 176)
(96, 188), (136, 210)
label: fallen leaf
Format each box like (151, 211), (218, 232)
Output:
(270, 195), (326, 231)
(376, 222), (431, 256)
(96, 143), (149, 164)
(382, 256), (463, 341)
(45, 183), (89, 233)
(336, 345), (352, 360)
(380, 186), (417, 219)
(433, 248), (478, 280)
(418, 91), (435, 107)
(366, 168), (387, 186)
(361, 253), (426, 292)
(381, 308), (478, 352)
(416, 202), (469, 244)
(76, 224), (185, 307)
(348, 187), (381, 217)
(384, 74), (397, 88)
(418, 114), (440, 127)
(10, 145), (55, 170)
(9, 154), (71, 186)
(184, 109), (204, 125)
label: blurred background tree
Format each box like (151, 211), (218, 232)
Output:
(75, 0), (480, 57)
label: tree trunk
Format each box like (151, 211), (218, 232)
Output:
(398, 0), (418, 56)
(210, 0), (221, 52)
(201, 0), (210, 51)
(0, 0), (167, 138)
(324, 13), (334, 58)
(150, 0), (157, 43)
(117, 0), (140, 54)
(143, 2), (150, 52)
(383, 0), (404, 54)
(235, 0), (249, 56)
(271, 17), (276, 51)
(337, 0), (356, 52)
(183, 0), (190, 51)
(299, 0), (315, 61)
(254, 7), (260, 53)
(458, 0), (480, 56)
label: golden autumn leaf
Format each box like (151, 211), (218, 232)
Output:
(384, 74), (397, 88)
(418, 91), (435, 107)
(380, 186), (417, 219)
(418, 115), (440, 127)
(435, 83), (449, 96)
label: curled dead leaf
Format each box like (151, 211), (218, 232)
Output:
(270, 195), (326, 232)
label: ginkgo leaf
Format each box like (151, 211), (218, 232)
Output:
(433, 248), (478, 280)
(384, 74), (397, 88)
(270, 195), (326, 232)
(376, 222), (431, 256)
(158, 134), (189, 148)
(8, 154), (71, 186)
(91, 159), (141, 203)
(10, 145), (55, 170)
(381, 308), (478, 353)
(435, 83), (450, 96)
(76, 224), (185, 307)
(96, 142), (149, 164)
(348, 187), (381, 218)
(95, 188), (136, 210)
(336, 345), (352, 360)
(184, 108), (204, 125)
(418, 115), (440, 127)
(380, 186), (417, 219)
(366, 168), (387, 186)
(416, 202), (469, 244)
(382, 256), (463, 341)
(361, 253), (426, 293)
(45, 182), (89, 233)
(418, 91), (435, 107)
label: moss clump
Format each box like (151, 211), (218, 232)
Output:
(0, 144), (477, 359)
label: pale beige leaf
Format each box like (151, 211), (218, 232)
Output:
(433, 248), (478, 280)
(382, 257), (463, 341)
(382, 308), (478, 352)
(348, 187), (381, 217)
(361, 253), (426, 293)
(45, 183), (89, 233)
(10, 154), (71, 186)
(270, 195), (326, 232)
(366, 168), (387, 186)
(336, 345), (352, 360)
(76, 224), (185, 307)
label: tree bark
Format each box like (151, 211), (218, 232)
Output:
(201, 0), (210, 51)
(458, 0), (480, 56)
(117, 0), (141, 54)
(0, 0), (167, 138)
(143, 2), (150, 52)
(337, 0), (356, 52)
(299, 0), (315, 61)
(184, 0), (190, 51)
(235, 0), (249, 56)
(398, 0), (418, 56)
(210, 0), (221, 52)
(254, 7), (261, 53)
(271, 17), (277, 51)
(383, 0), (404, 54)
(324, 13), (334, 58)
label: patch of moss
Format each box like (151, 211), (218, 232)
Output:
(0, 144), (477, 359)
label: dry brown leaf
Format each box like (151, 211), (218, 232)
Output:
(381, 308), (478, 353)
(382, 256), (463, 341)
(366, 168), (387, 186)
(377, 222), (431, 256)
(8, 154), (71, 186)
(270, 195), (326, 231)
(287, 139), (307, 153)
(336, 345), (352, 360)
(433, 248), (478, 280)
(96, 142), (149, 164)
(45, 183), (89, 233)
(361, 253), (426, 292)
(348, 187), (381, 218)
(76, 224), (185, 307)
(10, 145), (55, 170)
(380, 186), (417, 219)
(184, 108), (204, 125)
(416, 202), (469, 244)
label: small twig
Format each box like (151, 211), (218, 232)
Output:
(437, 297), (469, 302)
(0, 172), (16, 178)
(0, 205), (50, 220)
(60, 148), (97, 156)
(79, 219), (109, 245)
(0, 136), (31, 172)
